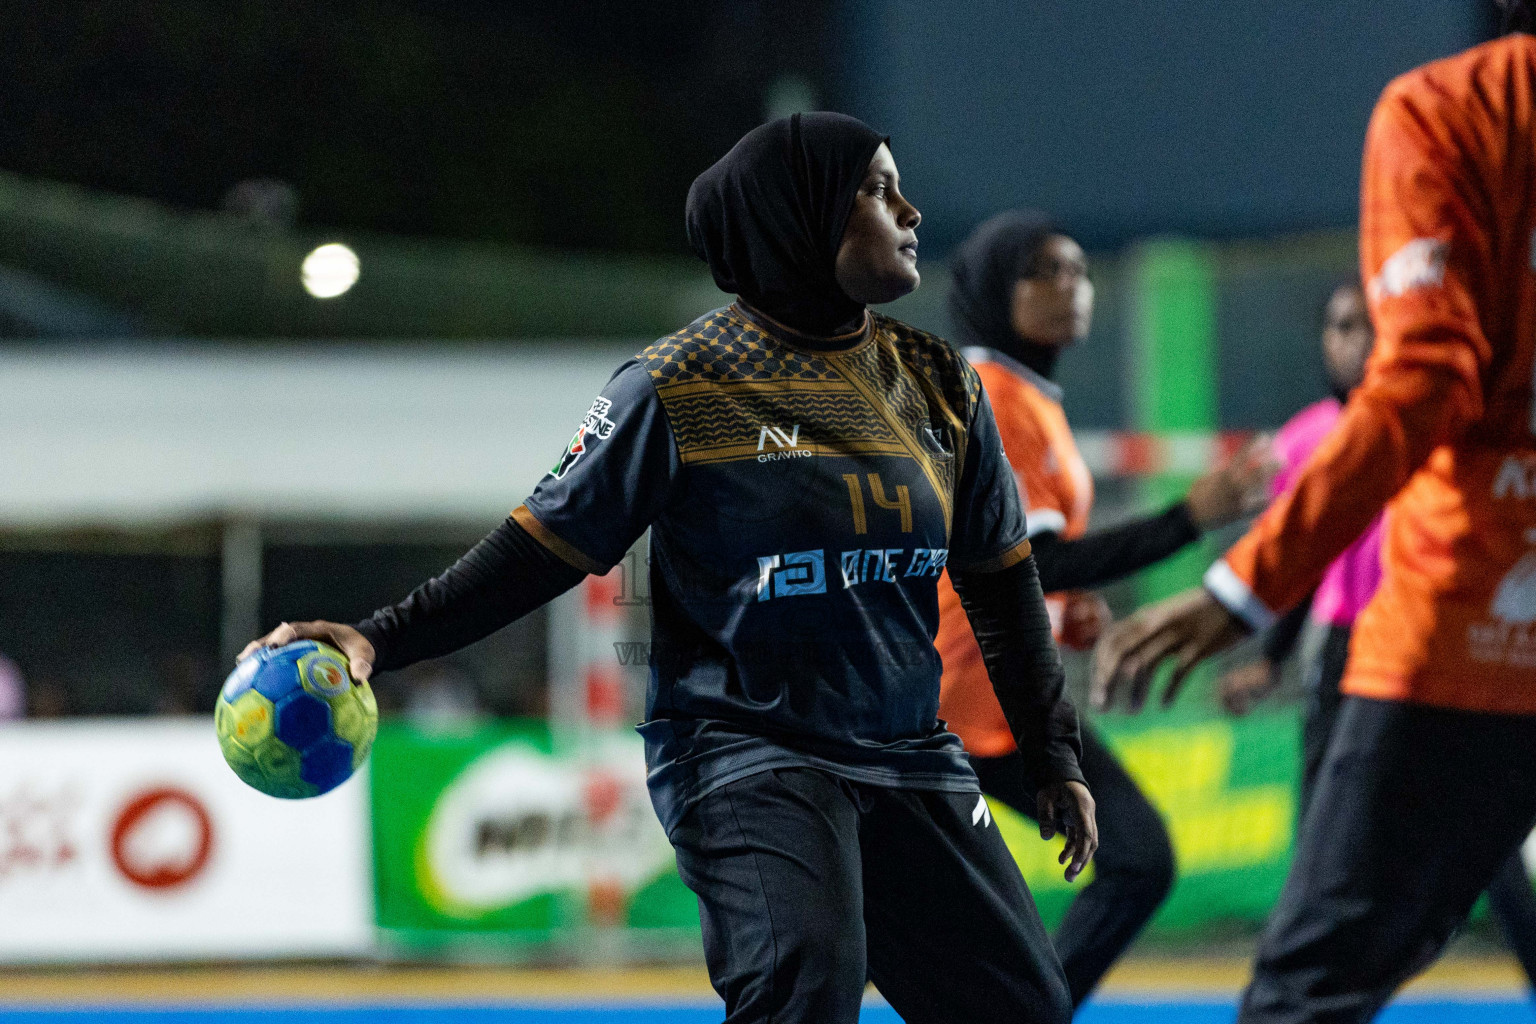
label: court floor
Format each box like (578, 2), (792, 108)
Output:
(0, 958), (1530, 1022)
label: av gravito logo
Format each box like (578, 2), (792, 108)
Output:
(757, 424), (812, 462)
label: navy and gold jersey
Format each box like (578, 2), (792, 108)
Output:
(516, 303), (1030, 833)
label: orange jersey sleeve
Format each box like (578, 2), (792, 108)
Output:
(985, 366), (1067, 530)
(1209, 39), (1525, 629)
(936, 355), (1093, 757)
(973, 357), (1093, 539)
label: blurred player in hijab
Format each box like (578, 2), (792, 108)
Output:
(937, 211), (1271, 1008)
(1095, 8), (1536, 1019)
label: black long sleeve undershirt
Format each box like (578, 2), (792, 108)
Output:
(951, 554), (1085, 791)
(354, 518), (586, 674)
(1030, 501), (1201, 593)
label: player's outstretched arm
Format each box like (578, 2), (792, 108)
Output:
(1090, 587), (1248, 712)
(1028, 436), (1273, 595)
(1094, 78), (1494, 713)
(241, 516), (586, 681)
(242, 361), (681, 682)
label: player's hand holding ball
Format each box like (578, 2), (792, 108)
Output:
(241, 620), (377, 681)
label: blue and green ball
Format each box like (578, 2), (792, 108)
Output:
(214, 640), (377, 799)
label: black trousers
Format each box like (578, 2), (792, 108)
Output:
(1298, 625), (1536, 990)
(670, 766), (1073, 1024)
(1239, 695), (1536, 1024)
(973, 726), (1175, 1008)
(1296, 625), (1351, 820)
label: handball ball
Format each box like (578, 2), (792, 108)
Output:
(215, 640), (377, 799)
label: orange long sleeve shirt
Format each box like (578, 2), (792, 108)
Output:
(1207, 35), (1536, 714)
(936, 348), (1094, 757)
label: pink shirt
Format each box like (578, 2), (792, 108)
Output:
(1270, 399), (1384, 627)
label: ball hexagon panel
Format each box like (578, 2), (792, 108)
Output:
(274, 690), (332, 750)
(215, 704), (261, 774)
(226, 689), (276, 749)
(350, 685), (379, 764)
(252, 655), (303, 702)
(329, 689), (367, 743)
(221, 657), (259, 701)
(251, 752), (312, 798)
(299, 651), (352, 698)
(300, 737), (356, 794)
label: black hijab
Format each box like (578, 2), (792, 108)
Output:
(686, 112), (887, 336)
(948, 210), (1064, 379)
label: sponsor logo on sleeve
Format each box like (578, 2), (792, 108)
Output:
(1368, 237), (1447, 301)
(550, 397), (617, 480)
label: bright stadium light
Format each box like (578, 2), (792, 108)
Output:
(301, 243), (360, 299)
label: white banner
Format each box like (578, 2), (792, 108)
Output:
(0, 343), (636, 527)
(0, 718), (373, 962)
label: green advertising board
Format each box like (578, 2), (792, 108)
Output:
(370, 720), (696, 949)
(373, 709), (1300, 947)
(1000, 708), (1299, 933)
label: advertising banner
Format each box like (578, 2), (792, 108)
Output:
(373, 711), (1301, 945)
(999, 708), (1300, 933)
(0, 718), (372, 962)
(371, 721), (692, 947)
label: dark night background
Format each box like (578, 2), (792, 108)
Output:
(0, 1), (839, 254)
(0, 2), (1507, 258)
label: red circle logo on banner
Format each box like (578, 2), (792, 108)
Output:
(109, 788), (214, 890)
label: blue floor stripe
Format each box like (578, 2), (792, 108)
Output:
(0, 1001), (1530, 1023)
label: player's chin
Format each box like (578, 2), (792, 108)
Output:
(867, 263), (920, 305)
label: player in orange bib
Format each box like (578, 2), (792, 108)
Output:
(935, 211), (1272, 1008)
(1094, 10), (1536, 1021)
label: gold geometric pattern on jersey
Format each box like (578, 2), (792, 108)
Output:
(642, 309), (845, 385)
(639, 308), (980, 534)
(661, 384), (907, 465)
